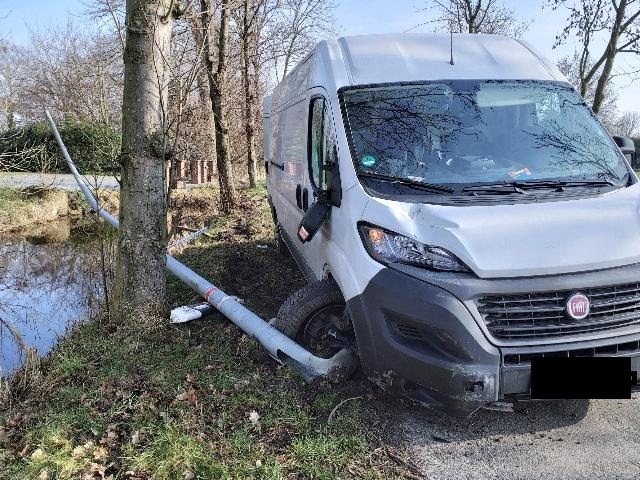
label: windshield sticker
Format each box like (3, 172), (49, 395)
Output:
(360, 155), (377, 168)
(507, 167), (532, 179)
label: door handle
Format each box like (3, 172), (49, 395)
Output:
(296, 185), (302, 209)
(302, 188), (309, 212)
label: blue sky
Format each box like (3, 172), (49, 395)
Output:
(2, 0), (639, 108)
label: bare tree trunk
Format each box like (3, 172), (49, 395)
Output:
(188, 13), (217, 179)
(97, 64), (110, 125)
(168, 73), (183, 188)
(201, 0), (236, 213)
(592, 0), (627, 114)
(242, 0), (258, 188)
(6, 103), (15, 130)
(282, 39), (296, 79)
(115, 0), (173, 318)
(592, 48), (617, 114)
(251, 46), (263, 167)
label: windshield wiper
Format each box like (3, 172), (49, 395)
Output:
(358, 172), (454, 194)
(461, 183), (526, 195)
(462, 176), (626, 196)
(511, 178), (623, 189)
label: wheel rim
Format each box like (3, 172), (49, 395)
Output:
(300, 303), (353, 357)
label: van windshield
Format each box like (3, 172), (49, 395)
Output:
(340, 81), (629, 191)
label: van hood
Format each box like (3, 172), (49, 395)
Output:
(361, 185), (640, 279)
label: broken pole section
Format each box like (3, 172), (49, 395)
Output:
(44, 109), (357, 382)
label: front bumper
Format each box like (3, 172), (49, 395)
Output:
(347, 264), (640, 416)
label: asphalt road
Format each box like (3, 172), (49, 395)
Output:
(0, 172), (120, 190)
(0, 172), (221, 190)
(395, 394), (640, 480)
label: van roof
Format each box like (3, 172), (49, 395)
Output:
(326, 33), (565, 87)
(269, 33), (567, 112)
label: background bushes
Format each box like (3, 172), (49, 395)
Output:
(0, 120), (120, 174)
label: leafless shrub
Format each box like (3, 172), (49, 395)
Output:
(413, 0), (531, 37)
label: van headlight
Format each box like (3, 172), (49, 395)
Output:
(359, 224), (469, 272)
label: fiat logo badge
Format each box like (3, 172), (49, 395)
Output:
(567, 293), (590, 320)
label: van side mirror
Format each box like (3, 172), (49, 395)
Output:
(314, 146), (342, 207)
(613, 135), (637, 167)
(326, 148), (342, 207)
(297, 202), (330, 243)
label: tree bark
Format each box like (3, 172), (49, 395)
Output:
(188, 13), (217, 179)
(201, 0), (236, 213)
(115, 0), (173, 318)
(251, 43), (263, 169)
(6, 102), (15, 130)
(592, 0), (627, 114)
(242, 0), (258, 188)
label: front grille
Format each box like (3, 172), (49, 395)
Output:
(503, 340), (640, 365)
(478, 282), (640, 340)
(391, 322), (425, 341)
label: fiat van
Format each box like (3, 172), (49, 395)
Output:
(264, 33), (640, 415)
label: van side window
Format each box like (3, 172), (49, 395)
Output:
(308, 97), (336, 190)
(322, 107), (337, 172)
(309, 98), (325, 188)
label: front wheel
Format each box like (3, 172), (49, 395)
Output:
(273, 279), (358, 361)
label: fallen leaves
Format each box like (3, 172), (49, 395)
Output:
(182, 469), (196, 480)
(347, 445), (424, 480)
(248, 410), (262, 434)
(174, 387), (198, 405)
(173, 374), (200, 406)
(248, 410), (260, 426)
(30, 448), (45, 460)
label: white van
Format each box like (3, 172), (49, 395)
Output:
(264, 33), (640, 415)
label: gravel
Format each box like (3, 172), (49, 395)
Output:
(394, 394), (640, 479)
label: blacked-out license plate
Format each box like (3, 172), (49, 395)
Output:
(530, 357), (638, 399)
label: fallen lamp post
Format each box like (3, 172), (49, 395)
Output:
(44, 109), (358, 381)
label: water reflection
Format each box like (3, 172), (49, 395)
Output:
(0, 219), (101, 375)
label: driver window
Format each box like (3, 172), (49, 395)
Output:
(322, 107), (337, 176)
(308, 97), (336, 189)
(309, 98), (324, 188)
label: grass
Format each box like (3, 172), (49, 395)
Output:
(0, 187), (69, 234)
(0, 185), (420, 479)
(0, 182), (223, 236)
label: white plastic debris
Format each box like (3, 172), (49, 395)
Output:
(248, 410), (260, 426)
(170, 306), (203, 324)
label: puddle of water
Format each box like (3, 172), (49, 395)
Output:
(0, 218), (103, 376)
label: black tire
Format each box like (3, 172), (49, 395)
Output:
(274, 224), (289, 256)
(274, 278), (345, 339)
